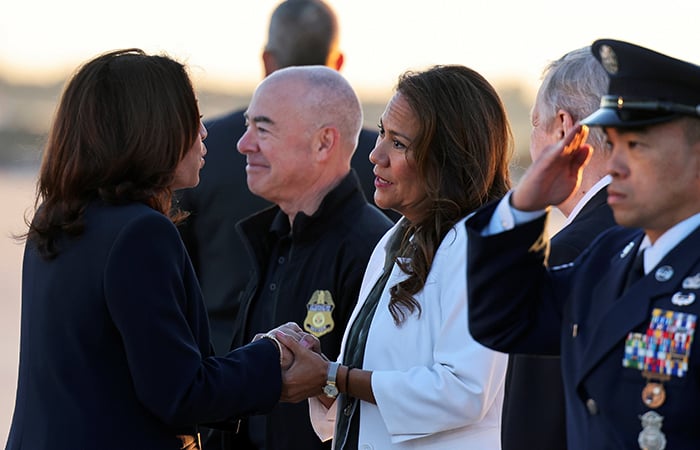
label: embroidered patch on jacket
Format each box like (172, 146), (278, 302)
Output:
(304, 290), (335, 337)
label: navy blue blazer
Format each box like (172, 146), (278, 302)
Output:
(466, 204), (700, 450)
(502, 188), (616, 450)
(7, 202), (282, 450)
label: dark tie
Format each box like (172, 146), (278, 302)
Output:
(624, 249), (646, 290)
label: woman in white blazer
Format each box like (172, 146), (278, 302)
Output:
(302, 65), (512, 449)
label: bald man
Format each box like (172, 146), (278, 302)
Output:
(231, 66), (392, 450)
(176, 0), (393, 364)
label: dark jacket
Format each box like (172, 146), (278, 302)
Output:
(6, 202), (281, 450)
(466, 203), (700, 450)
(176, 109), (396, 355)
(230, 171), (393, 450)
(502, 188), (615, 450)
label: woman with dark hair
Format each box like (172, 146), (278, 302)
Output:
(305, 65), (512, 448)
(7, 48), (322, 450)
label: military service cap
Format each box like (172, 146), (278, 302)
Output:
(582, 39), (700, 127)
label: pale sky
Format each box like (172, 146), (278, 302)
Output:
(1, 0), (700, 100)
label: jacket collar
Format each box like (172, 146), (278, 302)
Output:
(237, 169), (365, 245)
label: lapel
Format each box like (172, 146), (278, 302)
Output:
(576, 187), (609, 219)
(576, 226), (700, 384)
(338, 221), (408, 362)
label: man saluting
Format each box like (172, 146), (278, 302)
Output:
(465, 39), (700, 450)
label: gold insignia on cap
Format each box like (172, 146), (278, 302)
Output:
(599, 44), (619, 74)
(304, 290), (335, 337)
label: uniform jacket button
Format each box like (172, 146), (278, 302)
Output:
(586, 398), (599, 415)
(360, 444), (374, 450)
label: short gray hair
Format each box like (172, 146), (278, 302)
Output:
(539, 47), (608, 151)
(267, 66), (362, 155)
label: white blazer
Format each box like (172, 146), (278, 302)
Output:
(310, 217), (508, 449)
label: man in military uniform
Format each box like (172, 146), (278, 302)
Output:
(230, 66), (392, 450)
(465, 39), (700, 449)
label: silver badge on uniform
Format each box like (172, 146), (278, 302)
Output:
(682, 273), (700, 289)
(620, 241), (635, 259)
(671, 292), (696, 306)
(655, 266), (674, 282)
(637, 411), (667, 450)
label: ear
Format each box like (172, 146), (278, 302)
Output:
(313, 126), (339, 162)
(262, 50), (278, 76)
(332, 52), (345, 71)
(557, 109), (575, 138)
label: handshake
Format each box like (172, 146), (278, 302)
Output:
(253, 322), (331, 403)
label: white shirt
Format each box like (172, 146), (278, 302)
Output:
(488, 190), (700, 276)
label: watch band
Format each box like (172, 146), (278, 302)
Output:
(327, 361), (340, 384)
(324, 362), (340, 398)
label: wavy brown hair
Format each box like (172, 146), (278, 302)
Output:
(25, 48), (200, 259)
(389, 65), (513, 324)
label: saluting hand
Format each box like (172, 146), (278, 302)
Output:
(511, 124), (592, 211)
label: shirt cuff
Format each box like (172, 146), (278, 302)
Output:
(484, 191), (546, 235)
(308, 396), (337, 442)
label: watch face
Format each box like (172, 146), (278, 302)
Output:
(323, 384), (339, 398)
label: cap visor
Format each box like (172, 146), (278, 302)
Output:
(582, 107), (682, 128)
(581, 108), (625, 127)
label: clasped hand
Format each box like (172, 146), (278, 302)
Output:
(254, 322), (329, 403)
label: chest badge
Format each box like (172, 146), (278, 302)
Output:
(682, 273), (700, 290)
(304, 290), (335, 337)
(654, 266), (674, 282)
(637, 411), (667, 450)
(671, 292), (696, 306)
(620, 241), (635, 259)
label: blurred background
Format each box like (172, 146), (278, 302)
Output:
(2, 0), (699, 443)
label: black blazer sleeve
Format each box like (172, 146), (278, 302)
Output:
(465, 205), (567, 356)
(104, 212), (281, 425)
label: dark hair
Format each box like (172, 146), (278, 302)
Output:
(26, 48), (200, 259)
(389, 65), (513, 324)
(266, 0), (338, 67)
